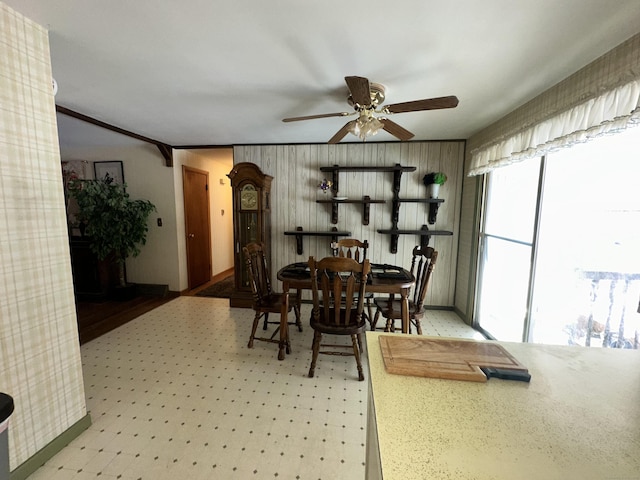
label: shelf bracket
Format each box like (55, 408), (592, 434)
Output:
(293, 226), (304, 254)
(419, 224), (432, 248)
(428, 202), (440, 224)
(362, 195), (371, 225)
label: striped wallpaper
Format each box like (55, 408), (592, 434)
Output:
(0, 2), (87, 471)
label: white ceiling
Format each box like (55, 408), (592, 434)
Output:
(7, 0), (640, 147)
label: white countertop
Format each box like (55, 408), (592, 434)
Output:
(366, 332), (640, 480)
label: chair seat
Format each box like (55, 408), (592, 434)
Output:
(256, 292), (292, 313)
(309, 309), (367, 335)
(373, 298), (424, 320)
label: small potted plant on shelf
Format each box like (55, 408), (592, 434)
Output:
(423, 172), (447, 198)
(68, 177), (156, 300)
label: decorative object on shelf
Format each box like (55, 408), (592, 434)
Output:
(68, 177), (156, 299)
(333, 196), (347, 201)
(423, 172), (447, 198)
(318, 178), (333, 193)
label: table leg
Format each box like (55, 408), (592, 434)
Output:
(279, 283), (290, 360)
(400, 288), (410, 334)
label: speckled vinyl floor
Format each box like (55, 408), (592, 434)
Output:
(27, 296), (482, 480)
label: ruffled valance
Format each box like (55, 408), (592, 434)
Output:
(468, 79), (640, 176)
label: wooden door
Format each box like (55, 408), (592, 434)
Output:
(183, 166), (212, 289)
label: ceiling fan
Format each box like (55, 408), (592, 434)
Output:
(282, 76), (459, 143)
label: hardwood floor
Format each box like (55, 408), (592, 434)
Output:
(76, 268), (233, 344)
(76, 292), (179, 345)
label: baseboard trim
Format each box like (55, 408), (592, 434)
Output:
(10, 414), (92, 480)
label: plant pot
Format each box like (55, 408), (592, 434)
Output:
(428, 184), (440, 199)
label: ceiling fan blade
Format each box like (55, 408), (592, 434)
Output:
(385, 95), (459, 114)
(381, 119), (415, 141)
(345, 76), (372, 107)
(283, 112), (350, 122)
(328, 121), (355, 144)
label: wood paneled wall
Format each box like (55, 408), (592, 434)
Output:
(234, 141), (464, 306)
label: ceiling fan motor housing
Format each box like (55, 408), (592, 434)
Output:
(348, 82), (386, 109)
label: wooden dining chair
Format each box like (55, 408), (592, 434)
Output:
(332, 238), (369, 261)
(243, 242), (301, 351)
(332, 238), (374, 326)
(372, 246), (438, 334)
(307, 256), (371, 381)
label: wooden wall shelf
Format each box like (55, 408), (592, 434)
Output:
(316, 195), (386, 225)
(377, 225), (453, 254)
(284, 227), (351, 255)
(397, 197), (444, 224)
(316, 164), (452, 253)
(319, 164), (416, 199)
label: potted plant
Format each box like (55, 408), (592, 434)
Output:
(423, 172), (447, 198)
(68, 177), (156, 300)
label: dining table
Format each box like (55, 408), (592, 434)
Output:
(275, 261), (415, 360)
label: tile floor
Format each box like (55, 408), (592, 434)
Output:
(27, 296), (483, 480)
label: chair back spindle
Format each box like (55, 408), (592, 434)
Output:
(410, 246), (438, 314)
(332, 238), (369, 263)
(307, 256), (371, 380)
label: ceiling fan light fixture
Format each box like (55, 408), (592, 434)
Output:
(349, 112), (383, 141)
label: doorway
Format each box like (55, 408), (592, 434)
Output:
(183, 166), (212, 290)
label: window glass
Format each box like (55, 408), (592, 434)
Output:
(484, 157), (539, 243)
(530, 127), (640, 347)
(477, 236), (531, 341)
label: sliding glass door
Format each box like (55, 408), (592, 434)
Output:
(476, 127), (640, 348)
(476, 157), (540, 341)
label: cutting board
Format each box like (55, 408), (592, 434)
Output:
(379, 335), (528, 382)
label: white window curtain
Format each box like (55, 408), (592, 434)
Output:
(468, 79), (640, 176)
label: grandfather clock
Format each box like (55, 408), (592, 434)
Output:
(228, 162), (273, 308)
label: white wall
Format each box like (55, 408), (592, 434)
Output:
(59, 143), (182, 291)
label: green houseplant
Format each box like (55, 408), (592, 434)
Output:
(68, 177), (156, 293)
(423, 172), (447, 198)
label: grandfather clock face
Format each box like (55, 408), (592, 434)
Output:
(240, 184), (258, 210)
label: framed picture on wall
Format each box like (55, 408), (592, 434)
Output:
(94, 161), (124, 184)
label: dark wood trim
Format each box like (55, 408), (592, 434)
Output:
(56, 105), (174, 167)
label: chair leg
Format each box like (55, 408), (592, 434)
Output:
(356, 332), (363, 353)
(294, 290), (303, 332)
(385, 318), (393, 332)
(284, 318), (291, 354)
(415, 319), (422, 335)
(372, 309), (381, 331)
(263, 312), (269, 330)
(351, 334), (365, 381)
(308, 330), (322, 378)
(366, 299), (374, 330)
(248, 311), (262, 348)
